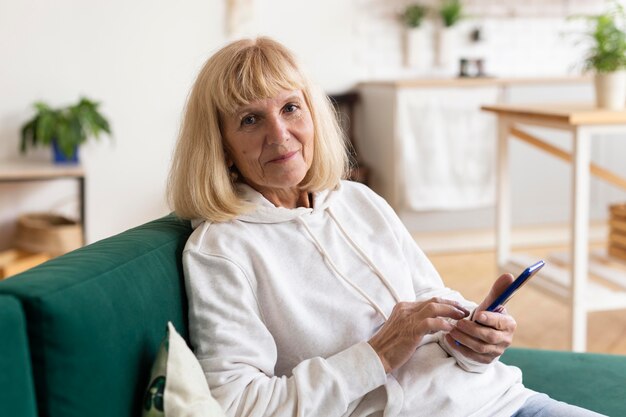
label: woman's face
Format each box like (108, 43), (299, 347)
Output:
(221, 89), (315, 199)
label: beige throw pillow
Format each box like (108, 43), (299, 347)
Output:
(142, 322), (226, 417)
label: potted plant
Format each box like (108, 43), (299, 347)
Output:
(439, 0), (463, 28)
(436, 0), (463, 67)
(579, 2), (626, 109)
(20, 97), (111, 163)
(403, 3), (427, 29)
(402, 4), (428, 68)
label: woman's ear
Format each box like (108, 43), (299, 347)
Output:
(222, 143), (234, 168)
(225, 151), (240, 182)
(224, 152), (234, 169)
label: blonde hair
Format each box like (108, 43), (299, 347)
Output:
(167, 37), (350, 222)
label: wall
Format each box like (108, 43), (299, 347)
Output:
(1, 0), (623, 249)
(0, 0), (224, 248)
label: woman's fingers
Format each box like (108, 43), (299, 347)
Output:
(448, 312), (517, 361)
(445, 333), (498, 363)
(454, 314), (515, 343)
(391, 299), (469, 331)
(396, 298), (469, 316)
(369, 298), (470, 373)
(473, 310), (517, 333)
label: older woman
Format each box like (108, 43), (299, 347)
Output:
(167, 38), (604, 417)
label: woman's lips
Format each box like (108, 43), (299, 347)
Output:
(267, 150), (298, 164)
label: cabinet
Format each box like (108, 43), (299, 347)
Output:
(355, 77), (594, 233)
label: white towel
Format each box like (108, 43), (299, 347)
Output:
(396, 87), (499, 211)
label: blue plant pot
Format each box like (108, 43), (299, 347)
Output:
(52, 140), (79, 164)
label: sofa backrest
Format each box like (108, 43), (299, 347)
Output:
(0, 214), (192, 417)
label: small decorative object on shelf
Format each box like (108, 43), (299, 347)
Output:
(609, 203), (626, 261)
(20, 97), (111, 164)
(458, 57), (486, 77)
(402, 3), (428, 69)
(574, 0), (626, 110)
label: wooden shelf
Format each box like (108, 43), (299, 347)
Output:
(358, 76), (590, 89)
(0, 160), (84, 181)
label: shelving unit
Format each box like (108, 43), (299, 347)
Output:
(0, 160), (86, 245)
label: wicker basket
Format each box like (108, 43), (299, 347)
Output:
(609, 204), (626, 261)
(14, 213), (83, 257)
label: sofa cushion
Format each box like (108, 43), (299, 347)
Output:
(0, 214), (192, 417)
(0, 294), (38, 417)
(502, 347), (626, 416)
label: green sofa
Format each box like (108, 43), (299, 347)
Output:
(0, 214), (624, 417)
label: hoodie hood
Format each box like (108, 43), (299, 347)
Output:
(190, 183), (340, 229)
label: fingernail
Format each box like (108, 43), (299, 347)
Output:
(478, 313), (486, 322)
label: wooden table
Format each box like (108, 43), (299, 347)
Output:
(0, 161), (86, 244)
(481, 103), (626, 352)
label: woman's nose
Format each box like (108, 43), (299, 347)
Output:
(266, 116), (289, 145)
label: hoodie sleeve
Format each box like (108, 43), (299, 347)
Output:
(183, 248), (387, 417)
(365, 189), (491, 373)
(400, 237), (492, 373)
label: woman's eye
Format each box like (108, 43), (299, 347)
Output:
(241, 115), (256, 126)
(284, 103), (298, 113)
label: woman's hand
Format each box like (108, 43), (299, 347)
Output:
(445, 274), (517, 364)
(368, 298), (470, 373)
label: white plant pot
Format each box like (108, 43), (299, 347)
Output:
(435, 26), (456, 67)
(594, 71), (626, 110)
(404, 27), (426, 69)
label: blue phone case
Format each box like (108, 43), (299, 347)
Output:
(486, 260), (545, 312)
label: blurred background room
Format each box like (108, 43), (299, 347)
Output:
(2, 0), (626, 354)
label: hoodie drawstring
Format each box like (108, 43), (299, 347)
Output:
(296, 210), (400, 321)
(327, 208), (402, 304)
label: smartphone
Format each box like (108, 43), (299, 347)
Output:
(486, 260), (545, 312)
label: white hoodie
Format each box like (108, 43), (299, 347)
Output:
(183, 181), (534, 417)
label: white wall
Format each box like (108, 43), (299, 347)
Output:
(0, 0), (225, 248)
(1, 0), (623, 250)
(241, 1), (603, 89)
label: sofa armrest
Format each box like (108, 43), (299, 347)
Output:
(501, 347), (626, 416)
(0, 295), (38, 417)
(0, 214), (192, 417)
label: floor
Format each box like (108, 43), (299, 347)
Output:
(426, 246), (626, 355)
